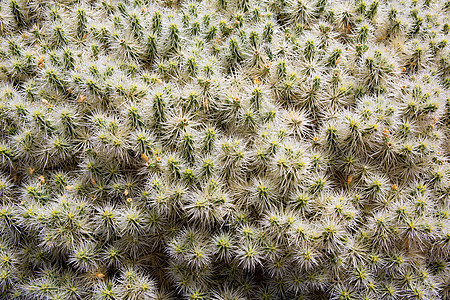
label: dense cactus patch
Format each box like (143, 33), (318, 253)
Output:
(0, 0), (450, 299)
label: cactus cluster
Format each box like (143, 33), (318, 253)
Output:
(0, 0), (450, 298)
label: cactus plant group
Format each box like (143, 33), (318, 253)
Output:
(0, 0), (450, 298)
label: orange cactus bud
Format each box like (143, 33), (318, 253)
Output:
(347, 175), (353, 185)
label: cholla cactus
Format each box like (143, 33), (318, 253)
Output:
(0, 0), (449, 299)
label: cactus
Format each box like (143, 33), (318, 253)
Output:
(0, 0), (449, 299)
